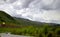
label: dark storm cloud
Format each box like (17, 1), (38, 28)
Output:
(42, 0), (60, 10)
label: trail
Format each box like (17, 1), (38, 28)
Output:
(0, 33), (33, 37)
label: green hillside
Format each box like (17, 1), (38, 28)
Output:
(0, 11), (43, 27)
(0, 11), (59, 26)
(0, 11), (42, 27)
(0, 11), (14, 22)
(0, 11), (16, 24)
(0, 11), (22, 28)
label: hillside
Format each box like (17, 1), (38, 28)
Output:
(0, 11), (41, 26)
(0, 11), (16, 24)
(0, 11), (60, 27)
(0, 11), (40, 27)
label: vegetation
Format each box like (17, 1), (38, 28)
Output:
(0, 11), (60, 37)
(0, 25), (60, 37)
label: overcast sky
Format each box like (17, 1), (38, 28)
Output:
(0, 0), (60, 24)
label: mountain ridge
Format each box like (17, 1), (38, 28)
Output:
(0, 11), (60, 27)
(0, 11), (16, 24)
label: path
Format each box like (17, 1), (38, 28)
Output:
(0, 33), (33, 37)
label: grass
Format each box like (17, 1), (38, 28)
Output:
(0, 25), (60, 37)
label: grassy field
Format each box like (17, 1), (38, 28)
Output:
(0, 25), (60, 37)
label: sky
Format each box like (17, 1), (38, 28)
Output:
(0, 0), (60, 24)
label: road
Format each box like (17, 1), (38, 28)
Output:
(0, 33), (33, 37)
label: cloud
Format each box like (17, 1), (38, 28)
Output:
(0, 0), (60, 24)
(0, 4), (17, 16)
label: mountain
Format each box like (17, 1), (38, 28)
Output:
(0, 11), (42, 27)
(0, 11), (44, 27)
(0, 11), (15, 24)
(0, 11), (59, 28)
(14, 17), (43, 26)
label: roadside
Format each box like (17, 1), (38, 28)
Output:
(0, 33), (33, 37)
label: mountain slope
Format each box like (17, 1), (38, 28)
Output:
(0, 11), (40, 26)
(0, 11), (59, 27)
(0, 11), (15, 24)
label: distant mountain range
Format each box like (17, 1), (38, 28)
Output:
(0, 11), (60, 27)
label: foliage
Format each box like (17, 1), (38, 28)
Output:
(0, 25), (60, 37)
